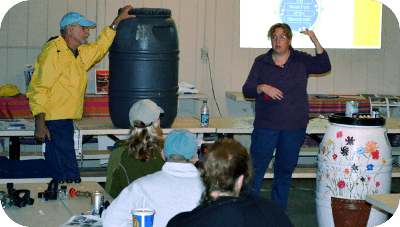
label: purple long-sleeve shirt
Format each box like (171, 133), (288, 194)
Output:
(242, 47), (331, 130)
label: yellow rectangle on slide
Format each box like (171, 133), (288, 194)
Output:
(353, 0), (382, 47)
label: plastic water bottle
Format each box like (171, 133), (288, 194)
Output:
(200, 100), (209, 127)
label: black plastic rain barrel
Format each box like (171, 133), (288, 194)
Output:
(109, 8), (179, 128)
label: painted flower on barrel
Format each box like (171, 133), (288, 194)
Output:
(351, 163), (359, 171)
(382, 158), (387, 165)
(332, 154), (337, 160)
(367, 164), (374, 171)
(322, 146), (326, 154)
(337, 180), (346, 189)
(357, 147), (365, 155)
(365, 141), (378, 154)
(376, 182), (380, 187)
(345, 136), (355, 145)
(340, 146), (349, 156)
(371, 150), (380, 160)
(336, 131), (343, 138)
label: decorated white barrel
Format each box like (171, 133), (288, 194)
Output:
(316, 114), (392, 227)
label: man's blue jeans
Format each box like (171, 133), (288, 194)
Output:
(0, 157), (52, 178)
(44, 119), (80, 181)
(249, 127), (306, 210)
(0, 119), (79, 180)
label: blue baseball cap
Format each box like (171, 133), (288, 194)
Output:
(164, 129), (197, 159)
(60, 12), (96, 28)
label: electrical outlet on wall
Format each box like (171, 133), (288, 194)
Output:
(201, 48), (208, 59)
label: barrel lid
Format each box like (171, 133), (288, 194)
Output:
(127, 8), (171, 17)
(328, 113), (386, 126)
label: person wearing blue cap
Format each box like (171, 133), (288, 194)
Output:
(102, 129), (204, 227)
(25, 5), (135, 183)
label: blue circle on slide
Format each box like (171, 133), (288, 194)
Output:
(279, 0), (319, 32)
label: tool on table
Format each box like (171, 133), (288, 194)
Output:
(5, 183), (34, 208)
(38, 179), (58, 200)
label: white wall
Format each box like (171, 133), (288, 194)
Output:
(0, 0), (399, 118)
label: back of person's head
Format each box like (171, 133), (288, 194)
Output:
(199, 139), (253, 204)
(123, 99), (165, 162)
(163, 129), (197, 162)
(129, 99), (164, 127)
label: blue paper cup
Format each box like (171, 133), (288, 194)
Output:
(131, 208), (155, 227)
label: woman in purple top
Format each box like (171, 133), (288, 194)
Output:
(242, 23), (331, 210)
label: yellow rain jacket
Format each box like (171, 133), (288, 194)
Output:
(26, 27), (116, 120)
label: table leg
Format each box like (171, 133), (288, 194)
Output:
(218, 133), (234, 139)
(82, 135), (94, 144)
(306, 133), (322, 144)
(107, 134), (120, 142)
(9, 136), (20, 160)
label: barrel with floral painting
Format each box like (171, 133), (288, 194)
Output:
(315, 113), (392, 227)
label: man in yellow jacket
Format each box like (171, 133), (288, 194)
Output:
(26, 5), (134, 183)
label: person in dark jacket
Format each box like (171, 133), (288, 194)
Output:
(242, 23), (331, 210)
(167, 139), (294, 227)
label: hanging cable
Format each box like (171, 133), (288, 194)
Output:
(202, 0), (221, 117)
(206, 53), (222, 117)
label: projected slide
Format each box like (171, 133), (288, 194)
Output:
(240, 0), (382, 49)
(279, 0), (320, 33)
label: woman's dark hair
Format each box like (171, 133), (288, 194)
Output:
(121, 120), (164, 162)
(199, 139), (253, 204)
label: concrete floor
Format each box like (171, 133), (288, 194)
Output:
(259, 178), (400, 227)
(259, 178), (318, 227)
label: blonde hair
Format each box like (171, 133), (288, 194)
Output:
(121, 120), (165, 162)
